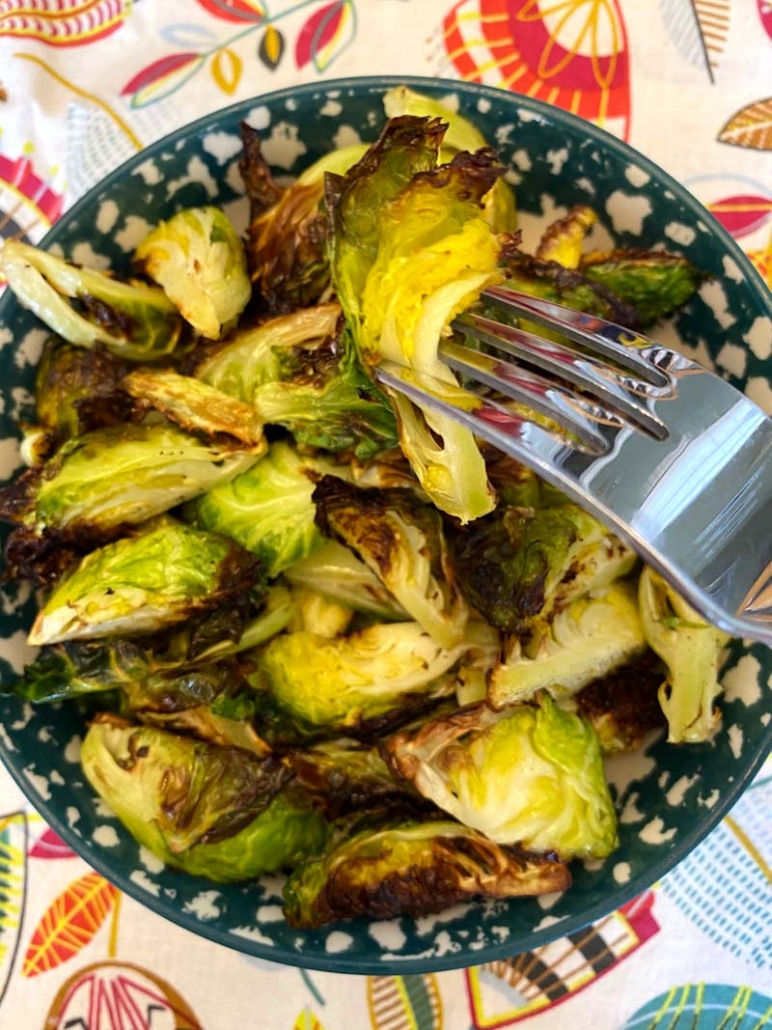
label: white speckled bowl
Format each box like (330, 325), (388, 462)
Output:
(0, 76), (771, 973)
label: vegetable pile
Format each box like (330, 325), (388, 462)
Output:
(0, 88), (727, 928)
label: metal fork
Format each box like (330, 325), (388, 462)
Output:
(375, 285), (772, 646)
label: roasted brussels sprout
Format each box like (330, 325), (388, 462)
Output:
(327, 115), (503, 521)
(254, 621), (469, 731)
(251, 334), (399, 460)
(196, 303), (396, 459)
(581, 250), (706, 326)
(0, 240), (182, 360)
(488, 582), (646, 709)
(574, 654), (666, 754)
(638, 566), (730, 743)
(499, 251), (642, 329)
(10, 588), (300, 754)
(29, 518), (260, 645)
(283, 539), (409, 622)
(385, 693), (618, 861)
(195, 303), (341, 400)
(285, 739), (419, 817)
(382, 84), (517, 233)
(450, 501), (635, 635)
(134, 206), (250, 339)
(239, 120), (366, 313)
(82, 718), (327, 881)
(0, 422), (261, 538)
(283, 814), (571, 927)
(5, 639), (144, 705)
(313, 475), (468, 648)
(120, 368), (264, 446)
(29, 338), (132, 458)
(193, 441), (343, 580)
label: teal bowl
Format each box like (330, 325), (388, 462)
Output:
(0, 76), (770, 974)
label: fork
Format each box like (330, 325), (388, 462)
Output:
(375, 285), (772, 647)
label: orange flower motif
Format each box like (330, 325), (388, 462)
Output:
(440, 0), (631, 139)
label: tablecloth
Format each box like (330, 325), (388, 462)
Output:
(0, 2), (771, 1028)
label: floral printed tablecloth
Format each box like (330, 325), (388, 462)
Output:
(0, 2), (771, 1028)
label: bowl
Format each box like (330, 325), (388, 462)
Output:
(1, 75), (771, 975)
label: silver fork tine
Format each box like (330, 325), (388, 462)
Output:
(437, 339), (621, 451)
(482, 284), (672, 389)
(450, 312), (667, 439)
(375, 362), (589, 457)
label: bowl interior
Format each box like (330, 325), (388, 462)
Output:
(0, 76), (771, 974)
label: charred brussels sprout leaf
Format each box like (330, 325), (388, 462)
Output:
(0, 422), (261, 544)
(488, 582), (646, 709)
(382, 85), (517, 233)
(5, 639), (145, 704)
(285, 740), (419, 817)
(195, 303), (341, 401)
(451, 502), (635, 635)
(283, 815), (571, 927)
(121, 368), (264, 446)
(81, 719), (327, 881)
(283, 539), (409, 622)
(581, 250), (706, 326)
(32, 339), (133, 452)
(238, 120), (284, 224)
(29, 518), (261, 645)
(574, 655), (666, 754)
(239, 120), (367, 313)
(535, 206), (598, 268)
(499, 251), (642, 330)
(251, 333), (399, 460)
(189, 583), (294, 661)
(639, 566), (729, 743)
(196, 296), (397, 460)
(245, 181), (325, 314)
(313, 475), (468, 648)
(10, 608), (292, 754)
(0, 241), (182, 361)
(327, 116), (501, 521)
(385, 693), (618, 861)
(193, 441), (343, 580)
(254, 621), (469, 731)
(134, 206), (250, 340)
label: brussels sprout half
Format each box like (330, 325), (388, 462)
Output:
(385, 693), (618, 861)
(284, 815), (570, 928)
(313, 475), (468, 648)
(29, 518), (261, 645)
(82, 719), (327, 882)
(327, 116), (505, 521)
(639, 566), (730, 743)
(0, 240), (182, 361)
(134, 206), (250, 340)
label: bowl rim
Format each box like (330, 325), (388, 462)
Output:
(1, 73), (771, 975)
